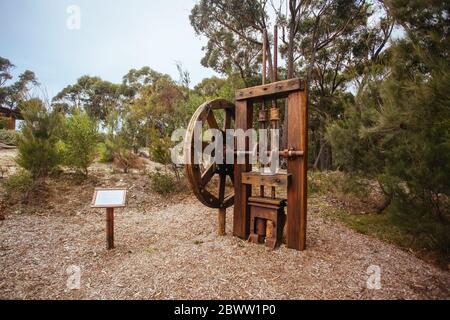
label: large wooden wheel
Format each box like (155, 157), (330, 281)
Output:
(184, 99), (235, 209)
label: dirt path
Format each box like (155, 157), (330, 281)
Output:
(1, 194), (449, 299)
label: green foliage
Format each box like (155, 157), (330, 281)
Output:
(148, 169), (177, 195)
(149, 129), (171, 165)
(61, 110), (97, 176)
(0, 129), (19, 145)
(326, 0), (450, 260)
(16, 99), (63, 179)
(0, 56), (38, 110)
(0, 116), (9, 129)
(2, 170), (33, 200)
(52, 75), (129, 122)
(190, 0), (264, 82)
(98, 142), (114, 163)
(335, 207), (450, 265)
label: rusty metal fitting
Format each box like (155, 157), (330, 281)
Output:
(269, 107), (279, 121)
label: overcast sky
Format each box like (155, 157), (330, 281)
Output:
(0, 0), (217, 98)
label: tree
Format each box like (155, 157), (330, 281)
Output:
(0, 56), (38, 111)
(52, 75), (129, 124)
(62, 110), (98, 176)
(190, 0), (393, 169)
(16, 99), (62, 179)
(190, 0), (271, 85)
(328, 0), (450, 223)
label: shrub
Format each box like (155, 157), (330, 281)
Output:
(2, 170), (33, 200)
(113, 147), (142, 173)
(61, 110), (97, 176)
(149, 169), (177, 194)
(16, 99), (63, 179)
(98, 142), (114, 163)
(149, 129), (181, 181)
(0, 129), (19, 146)
(0, 116), (8, 129)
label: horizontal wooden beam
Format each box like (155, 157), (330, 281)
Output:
(242, 172), (291, 188)
(248, 196), (286, 206)
(236, 78), (305, 101)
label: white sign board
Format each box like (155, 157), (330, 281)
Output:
(91, 188), (127, 208)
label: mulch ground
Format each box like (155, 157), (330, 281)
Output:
(0, 150), (449, 299)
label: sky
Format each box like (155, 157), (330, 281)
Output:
(0, 0), (217, 98)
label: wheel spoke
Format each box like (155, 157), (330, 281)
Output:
(201, 163), (216, 186)
(223, 194), (234, 207)
(206, 110), (220, 130)
(224, 109), (232, 130)
(218, 173), (226, 202)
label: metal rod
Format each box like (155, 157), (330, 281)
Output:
(273, 25), (278, 82)
(262, 30), (267, 85)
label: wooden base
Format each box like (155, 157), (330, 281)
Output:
(248, 197), (286, 249)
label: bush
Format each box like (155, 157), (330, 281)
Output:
(2, 170), (33, 200)
(113, 147), (142, 173)
(149, 129), (181, 181)
(0, 129), (19, 146)
(16, 99), (63, 178)
(149, 169), (177, 194)
(0, 116), (8, 129)
(98, 142), (114, 162)
(61, 111), (97, 176)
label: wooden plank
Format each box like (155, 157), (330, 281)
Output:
(242, 172), (291, 188)
(233, 100), (253, 239)
(286, 88), (308, 251)
(218, 208), (226, 236)
(248, 196), (286, 206)
(235, 78), (305, 102)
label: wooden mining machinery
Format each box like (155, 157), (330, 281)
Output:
(184, 27), (308, 250)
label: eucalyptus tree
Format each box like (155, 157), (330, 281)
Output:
(0, 56), (38, 111)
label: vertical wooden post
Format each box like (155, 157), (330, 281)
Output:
(7, 117), (15, 130)
(218, 208), (226, 236)
(233, 100), (253, 239)
(287, 85), (308, 250)
(106, 208), (114, 250)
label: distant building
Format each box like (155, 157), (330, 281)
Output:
(0, 106), (23, 130)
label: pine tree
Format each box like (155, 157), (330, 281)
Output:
(16, 99), (63, 179)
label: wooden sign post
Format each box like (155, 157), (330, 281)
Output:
(91, 188), (127, 250)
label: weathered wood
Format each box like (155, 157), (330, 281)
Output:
(106, 208), (114, 250)
(248, 196), (286, 206)
(233, 99), (253, 239)
(248, 198), (286, 249)
(235, 78), (305, 102)
(218, 208), (226, 236)
(286, 87), (308, 251)
(242, 172), (291, 188)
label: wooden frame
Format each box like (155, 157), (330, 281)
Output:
(91, 188), (127, 208)
(233, 79), (308, 250)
